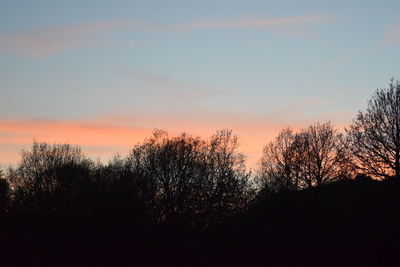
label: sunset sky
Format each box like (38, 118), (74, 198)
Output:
(1, 0), (400, 168)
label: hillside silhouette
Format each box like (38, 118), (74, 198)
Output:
(1, 79), (400, 266)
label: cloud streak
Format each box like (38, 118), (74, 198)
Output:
(159, 14), (335, 31)
(0, 21), (132, 58)
(0, 118), (152, 166)
(0, 116), (280, 168)
(0, 97), (346, 168)
(0, 14), (335, 57)
(116, 66), (224, 100)
(0, 118), (150, 146)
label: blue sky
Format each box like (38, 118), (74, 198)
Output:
(1, 0), (400, 166)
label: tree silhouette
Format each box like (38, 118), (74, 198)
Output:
(8, 141), (94, 213)
(346, 79), (400, 179)
(125, 129), (253, 227)
(1, 95), (400, 265)
(258, 128), (301, 193)
(295, 122), (353, 187)
(259, 122), (353, 193)
(204, 130), (254, 224)
(0, 169), (9, 213)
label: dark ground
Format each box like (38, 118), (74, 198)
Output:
(2, 178), (400, 266)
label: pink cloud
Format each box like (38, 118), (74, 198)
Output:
(0, 21), (131, 58)
(0, 119), (151, 146)
(0, 118), (152, 167)
(0, 115), (312, 169)
(165, 14), (334, 31)
(0, 14), (335, 58)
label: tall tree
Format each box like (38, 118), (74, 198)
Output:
(346, 79), (400, 179)
(125, 129), (253, 227)
(259, 122), (353, 192)
(258, 128), (301, 193)
(295, 122), (353, 187)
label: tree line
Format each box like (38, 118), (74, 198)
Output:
(1, 130), (254, 228)
(1, 79), (400, 228)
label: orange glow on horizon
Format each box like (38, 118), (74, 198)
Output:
(0, 118), (350, 168)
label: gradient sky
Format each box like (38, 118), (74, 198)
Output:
(1, 0), (400, 168)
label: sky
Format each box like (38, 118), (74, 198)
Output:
(1, 0), (400, 168)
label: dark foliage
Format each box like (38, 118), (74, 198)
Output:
(1, 175), (400, 266)
(0, 131), (256, 266)
(215, 177), (400, 266)
(0, 169), (9, 213)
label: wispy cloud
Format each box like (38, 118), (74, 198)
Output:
(382, 22), (400, 47)
(0, 118), (152, 166)
(116, 66), (224, 100)
(0, 112), (301, 168)
(0, 93), (346, 168)
(0, 21), (132, 58)
(0, 14), (335, 58)
(160, 14), (334, 32)
(0, 118), (150, 146)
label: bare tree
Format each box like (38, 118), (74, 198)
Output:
(258, 128), (301, 193)
(8, 141), (93, 212)
(125, 129), (253, 227)
(259, 122), (353, 193)
(346, 79), (400, 179)
(296, 122), (353, 187)
(204, 130), (253, 224)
